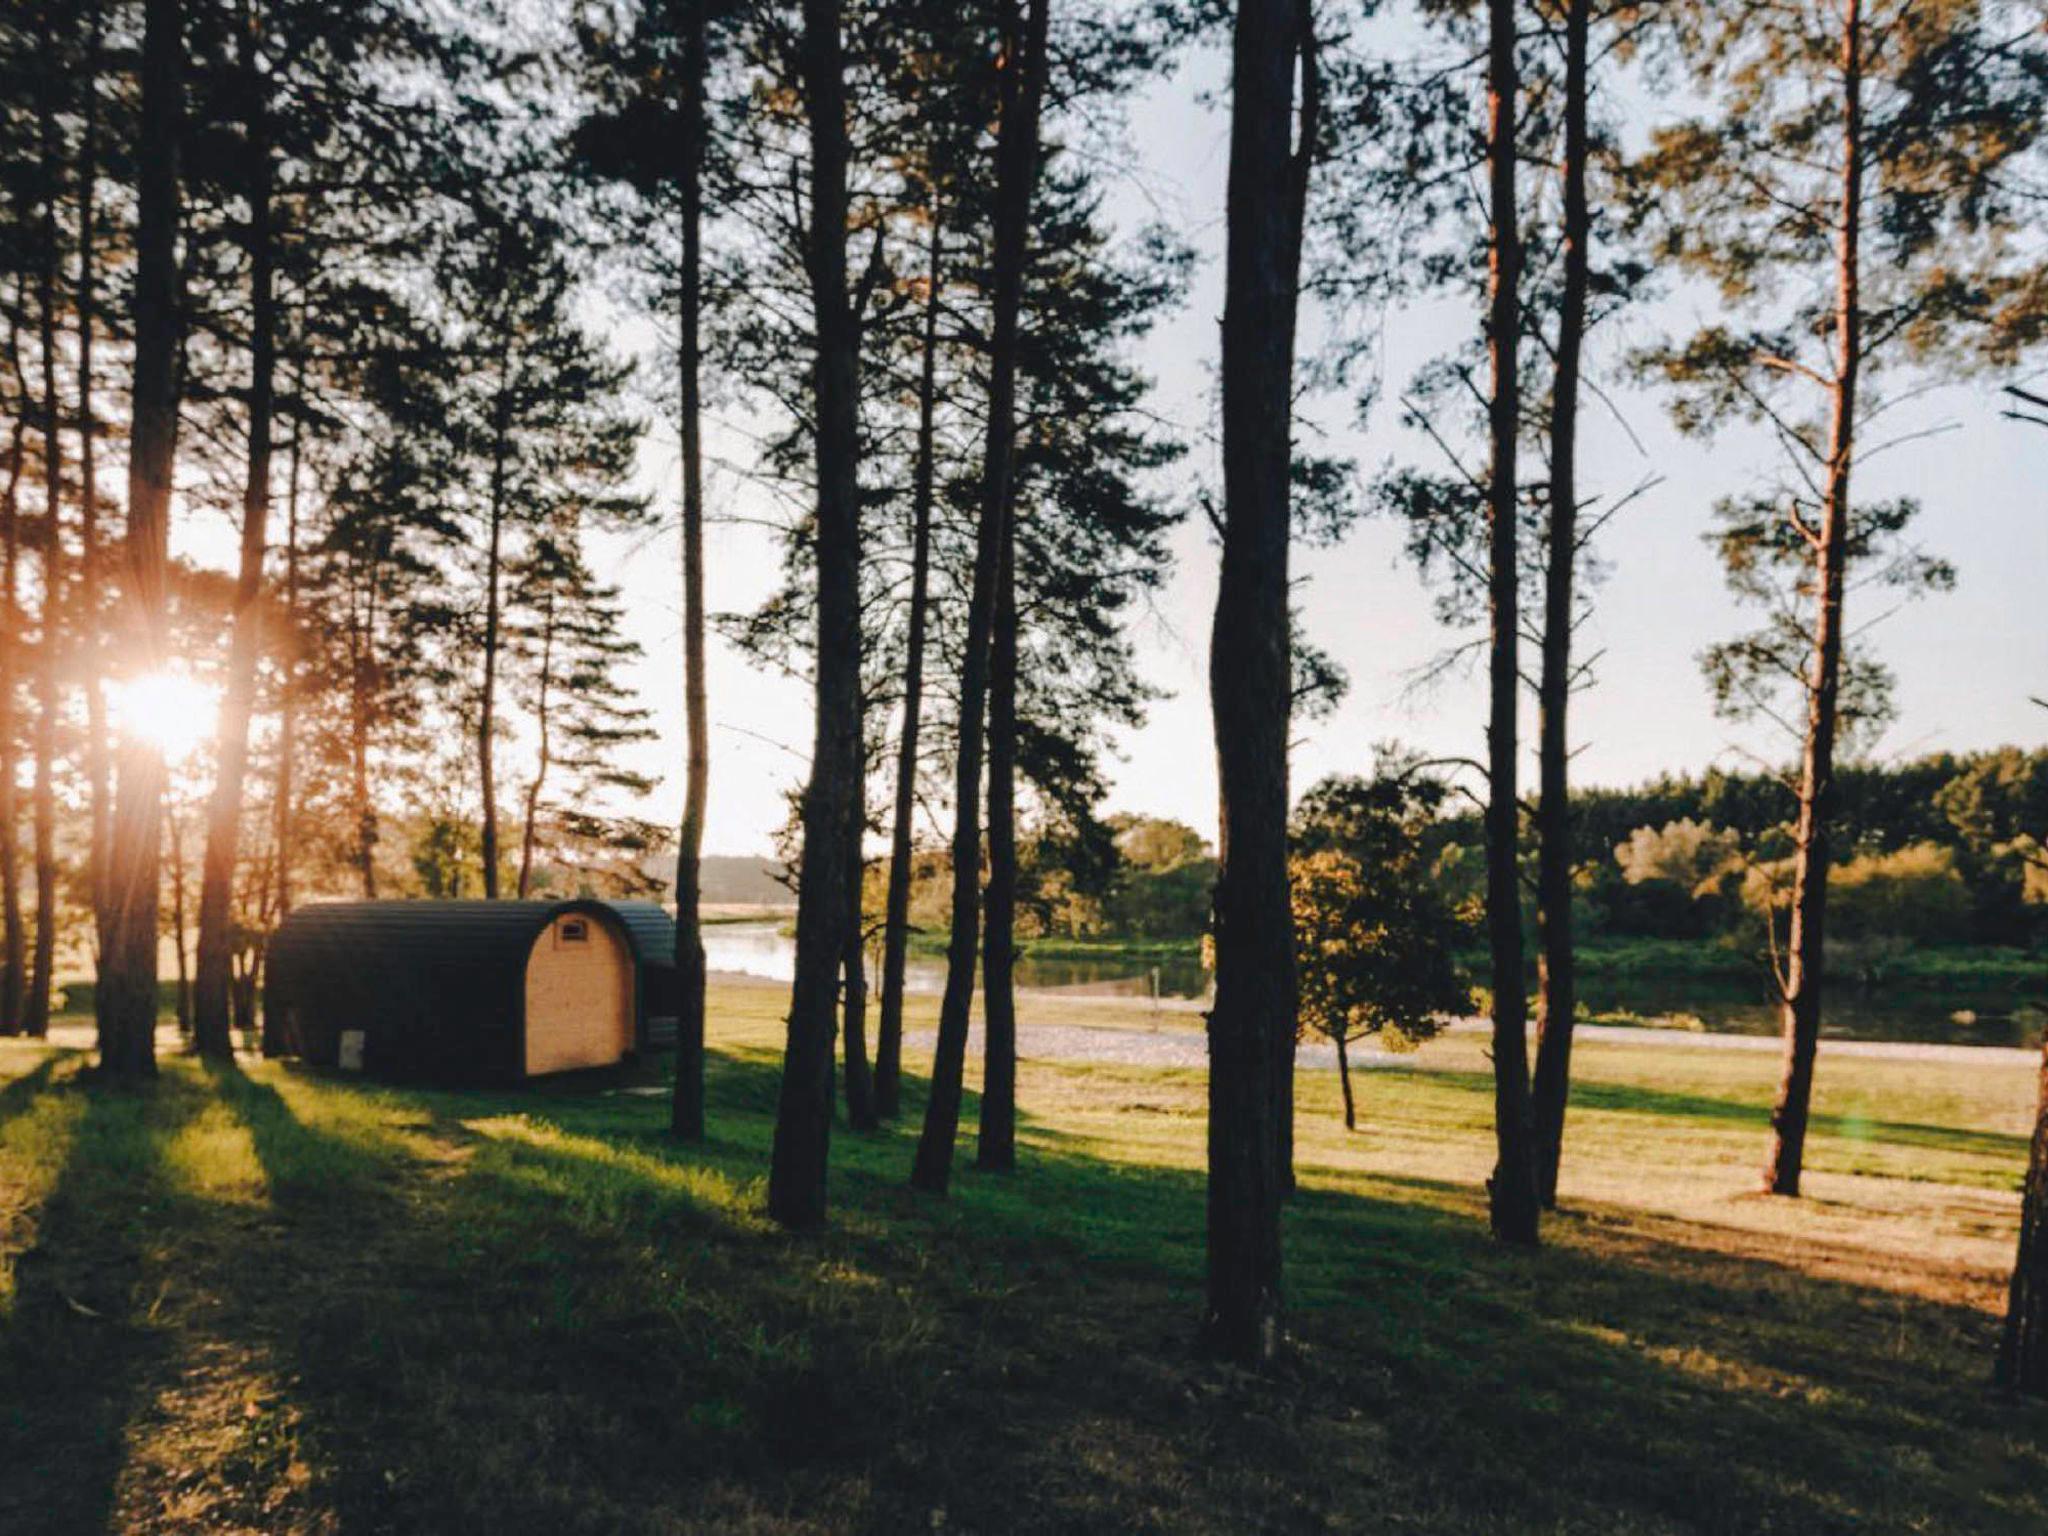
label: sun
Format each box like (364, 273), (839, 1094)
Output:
(106, 669), (219, 764)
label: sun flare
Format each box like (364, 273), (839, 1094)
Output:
(107, 669), (219, 764)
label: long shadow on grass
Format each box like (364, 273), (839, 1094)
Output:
(0, 1062), (206, 1536)
(1367, 1059), (2029, 1162)
(0, 1053), (61, 1133)
(196, 1048), (2048, 1536)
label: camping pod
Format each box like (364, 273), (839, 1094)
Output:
(605, 900), (681, 1050)
(266, 900), (659, 1084)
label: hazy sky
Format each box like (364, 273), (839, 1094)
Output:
(173, 32), (2048, 861)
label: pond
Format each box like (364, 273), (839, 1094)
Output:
(703, 922), (1211, 1001)
(704, 921), (2045, 1048)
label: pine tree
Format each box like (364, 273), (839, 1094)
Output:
(1204, 0), (1317, 1364)
(1638, 0), (2048, 1195)
(99, 0), (187, 1081)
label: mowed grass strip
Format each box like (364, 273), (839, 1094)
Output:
(0, 984), (2043, 1535)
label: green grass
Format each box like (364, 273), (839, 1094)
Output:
(2, 984), (2044, 1534)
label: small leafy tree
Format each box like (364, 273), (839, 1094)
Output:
(1291, 768), (1472, 1132)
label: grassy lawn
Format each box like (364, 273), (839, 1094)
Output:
(2, 984), (2044, 1534)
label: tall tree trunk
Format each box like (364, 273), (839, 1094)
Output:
(169, 799), (191, 1035)
(1483, 0), (1539, 1247)
(98, 0), (184, 1080)
(272, 351), (303, 919)
(478, 376), (512, 901)
(77, 0), (110, 968)
(977, 534), (1018, 1170)
(26, 3), (69, 1040)
(261, 389), (300, 1058)
(1204, 0), (1310, 1364)
(1336, 1033), (1355, 1132)
(911, 0), (1049, 1199)
(194, 4), (276, 1057)
(875, 202), (945, 1122)
(842, 804), (876, 1131)
(671, 0), (711, 1141)
(516, 591), (554, 899)
(0, 417), (25, 1035)
(766, 0), (863, 1230)
(1998, 1031), (2048, 1396)
(348, 569), (379, 899)
(1530, 0), (1589, 1211)
(1763, 0), (1862, 1199)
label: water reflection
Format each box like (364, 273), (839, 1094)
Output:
(702, 922), (1210, 1000)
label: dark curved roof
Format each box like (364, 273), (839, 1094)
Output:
(605, 901), (677, 971)
(266, 899), (643, 1082)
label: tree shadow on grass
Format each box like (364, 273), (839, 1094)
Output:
(0, 1064), (202, 1536)
(197, 1049), (2048, 1533)
(0, 1053), (60, 1133)
(1367, 1059), (2030, 1162)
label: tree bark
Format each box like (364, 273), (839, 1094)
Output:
(478, 354), (513, 901)
(671, 0), (711, 1141)
(194, 3), (277, 1057)
(911, 0), (1049, 1199)
(1530, 0), (1589, 1211)
(875, 201), (946, 1122)
(1997, 1032), (2048, 1396)
(1336, 1032), (1355, 1132)
(77, 0), (111, 969)
(272, 351), (303, 919)
(349, 564), (380, 899)
(1763, 0), (1862, 1199)
(98, 0), (185, 1081)
(169, 800), (191, 1035)
(842, 812), (876, 1131)
(767, 0), (864, 1230)
(1483, 0), (1539, 1247)
(1203, 0), (1308, 1363)
(516, 590), (554, 899)
(26, 2), (70, 1039)
(977, 532), (1018, 1171)
(0, 417), (25, 1036)
(261, 382), (301, 1058)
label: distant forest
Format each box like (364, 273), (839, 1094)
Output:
(898, 748), (2048, 954)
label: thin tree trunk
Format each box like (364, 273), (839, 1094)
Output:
(1997, 1032), (2048, 1396)
(671, 0), (711, 1141)
(1764, 0), (1862, 1199)
(260, 398), (299, 1058)
(194, 4), (276, 1057)
(911, 0), (1049, 1199)
(271, 350), (303, 920)
(766, 0), (863, 1230)
(169, 799), (190, 1034)
(98, 0), (184, 1080)
(26, 5), (69, 1039)
(842, 811), (876, 1131)
(1483, 0), (1539, 1247)
(0, 416), (25, 1036)
(516, 590), (554, 900)
(1530, 0), (1589, 1211)
(1336, 1032), (1355, 1132)
(977, 533), (1019, 1170)
(875, 201), (946, 1122)
(1204, 0), (1310, 1364)
(478, 371), (512, 901)
(77, 0), (110, 968)
(349, 568), (379, 899)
